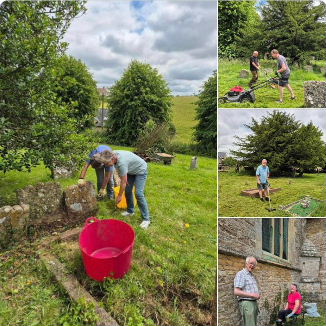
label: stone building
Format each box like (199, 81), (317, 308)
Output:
(218, 218), (326, 326)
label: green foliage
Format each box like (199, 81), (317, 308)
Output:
(53, 55), (100, 130)
(260, 0), (326, 65)
(218, 1), (259, 58)
(231, 111), (326, 176)
(0, 0), (87, 173)
(106, 60), (173, 146)
(194, 71), (217, 157)
(223, 156), (238, 167)
(59, 298), (99, 326)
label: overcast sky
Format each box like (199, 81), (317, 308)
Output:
(218, 109), (326, 155)
(62, 0), (216, 95)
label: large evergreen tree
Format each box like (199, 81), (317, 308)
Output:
(194, 71), (217, 157)
(260, 0), (326, 64)
(53, 55), (100, 131)
(106, 60), (173, 146)
(231, 111), (326, 176)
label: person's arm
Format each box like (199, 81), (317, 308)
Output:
(278, 63), (287, 73)
(79, 163), (90, 183)
(291, 299), (300, 314)
(284, 302), (289, 310)
(234, 288), (260, 299)
(100, 170), (113, 191)
(116, 175), (127, 203)
(256, 175), (261, 184)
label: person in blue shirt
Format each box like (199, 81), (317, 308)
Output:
(78, 145), (115, 199)
(256, 159), (271, 202)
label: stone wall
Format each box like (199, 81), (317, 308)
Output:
(0, 181), (98, 248)
(218, 218), (305, 326)
(304, 81), (326, 108)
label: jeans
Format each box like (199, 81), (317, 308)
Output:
(125, 172), (150, 221)
(95, 167), (114, 198)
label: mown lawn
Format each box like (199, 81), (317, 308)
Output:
(218, 172), (326, 217)
(304, 307), (326, 326)
(171, 96), (198, 144)
(0, 147), (216, 326)
(218, 59), (325, 108)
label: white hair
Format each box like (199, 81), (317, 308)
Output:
(246, 256), (257, 264)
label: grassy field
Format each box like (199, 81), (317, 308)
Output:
(0, 147), (216, 326)
(218, 172), (326, 217)
(218, 59), (326, 108)
(305, 308), (326, 326)
(171, 96), (198, 144)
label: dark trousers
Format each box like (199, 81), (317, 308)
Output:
(95, 167), (114, 198)
(249, 70), (258, 87)
(278, 309), (293, 322)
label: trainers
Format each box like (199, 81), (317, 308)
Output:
(266, 197), (272, 202)
(140, 220), (150, 229)
(276, 100), (283, 103)
(260, 198), (265, 202)
(121, 211), (135, 217)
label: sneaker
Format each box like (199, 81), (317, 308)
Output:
(291, 96), (296, 100)
(260, 198), (265, 202)
(276, 100), (283, 103)
(266, 197), (272, 202)
(139, 220), (150, 229)
(121, 211), (135, 217)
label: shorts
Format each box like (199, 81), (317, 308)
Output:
(257, 183), (269, 190)
(273, 74), (290, 87)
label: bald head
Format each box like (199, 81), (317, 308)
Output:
(262, 159), (267, 166)
(253, 51), (259, 57)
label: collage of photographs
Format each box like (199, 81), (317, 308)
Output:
(0, 1), (325, 326)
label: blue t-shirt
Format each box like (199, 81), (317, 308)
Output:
(87, 145), (114, 172)
(256, 165), (270, 184)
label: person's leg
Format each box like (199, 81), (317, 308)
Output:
(257, 183), (264, 201)
(279, 86), (285, 102)
(249, 71), (257, 87)
(134, 172), (151, 221)
(241, 301), (258, 326)
(278, 309), (293, 323)
(125, 174), (135, 213)
(106, 173), (115, 199)
(95, 167), (104, 192)
(286, 83), (295, 98)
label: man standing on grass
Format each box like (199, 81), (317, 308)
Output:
(271, 49), (296, 103)
(256, 159), (271, 202)
(249, 51), (261, 88)
(234, 256), (261, 326)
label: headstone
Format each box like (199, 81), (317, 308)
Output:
(320, 67), (326, 74)
(304, 81), (326, 108)
(17, 182), (64, 222)
(53, 166), (74, 179)
(64, 181), (98, 218)
(304, 65), (313, 72)
(239, 69), (250, 78)
(190, 156), (199, 169)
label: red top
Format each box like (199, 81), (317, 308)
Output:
(288, 292), (303, 314)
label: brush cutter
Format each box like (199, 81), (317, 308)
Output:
(219, 75), (280, 104)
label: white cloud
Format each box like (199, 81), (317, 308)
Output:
(63, 0), (217, 95)
(218, 109), (326, 154)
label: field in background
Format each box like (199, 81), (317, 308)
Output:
(218, 59), (325, 108)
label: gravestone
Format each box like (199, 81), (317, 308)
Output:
(304, 81), (326, 108)
(239, 69), (250, 78)
(304, 65), (313, 72)
(190, 156), (199, 169)
(64, 181), (98, 218)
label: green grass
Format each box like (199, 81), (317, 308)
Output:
(218, 172), (326, 217)
(171, 96), (198, 144)
(0, 147), (216, 326)
(218, 59), (325, 108)
(305, 308), (326, 326)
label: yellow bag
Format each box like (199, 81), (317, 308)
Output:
(114, 186), (137, 209)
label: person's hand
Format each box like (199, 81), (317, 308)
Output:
(286, 312), (294, 319)
(116, 195), (123, 204)
(78, 178), (86, 185)
(99, 188), (107, 196)
(251, 293), (260, 300)
(257, 180), (261, 184)
(275, 71), (281, 78)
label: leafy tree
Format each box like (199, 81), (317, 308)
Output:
(218, 1), (258, 58)
(106, 60), (173, 146)
(53, 55), (100, 131)
(194, 71), (217, 157)
(0, 1), (87, 173)
(231, 111), (326, 176)
(260, 0), (326, 65)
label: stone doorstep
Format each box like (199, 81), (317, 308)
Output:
(38, 227), (120, 326)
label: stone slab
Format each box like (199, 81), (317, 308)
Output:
(240, 188), (282, 197)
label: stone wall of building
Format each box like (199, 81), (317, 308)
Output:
(218, 218), (305, 326)
(0, 181), (98, 248)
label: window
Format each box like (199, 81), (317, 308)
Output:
(262, 218), (289, 260)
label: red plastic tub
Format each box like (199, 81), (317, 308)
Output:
(79, 217), (136, 281)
